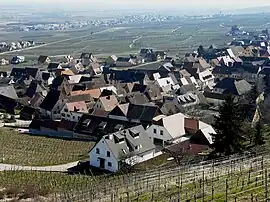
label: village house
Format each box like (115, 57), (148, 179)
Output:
(37, 55), (51, 64)
(140, 48), (154, 58)
(204, 77), (252, 105)
(105, 55), (118, 67)
(146, 114), (214, 147)
(80, 53), (98, 67)
(11, 56), (25, 64)
(115, 57), (137, 67)
(93, 95), (119, 112)
(47, 63), (62, 72)
(89, 125), (157, 172)
(39, 89), (67, 120)
(109, 103), (161, 124)
(108, 70), (150, 85)
(73, 113), (136, 140)
(155, 77), (180, 94)
(20, 106), (40, 120)
(60, 101), (88, 122)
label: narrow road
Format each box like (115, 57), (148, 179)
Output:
(129, 36), (142, 48)
(172, 26), (182, 33)
(0, 27), (116, 56)
(0, 161), (79, 172)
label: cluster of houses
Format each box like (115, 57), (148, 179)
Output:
(0, 40), (35, 53)
(0, 28), (270, 171)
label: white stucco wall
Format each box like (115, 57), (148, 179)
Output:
(60, 105), (83, 122)
(146, 125), (172, 146)
(89, 138), (118, 172)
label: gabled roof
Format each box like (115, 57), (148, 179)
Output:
(74, 114), (136, 137)
(10, 67), (39, 79)
(126, 92), (150, 105)
(183, 56), (197, 63)
(132, 83), (148, 93)
(127, 104), (160, 122)
(116, 57), (131, 62)
(38, 55), (49, 63)
(25, 67), (39, 78)
(98, 95), (118, 112)
(65, 101), (88, 113)
(48, 63), (60, 71)
(109, 71), (147, 83)
(25, 80), (45, 98)
(70, 88), (101, 99)
(154, 113), (187, 139)
(179, 69), (191, 77)
(39, 89), (61, 111)
(156, 102), (182, 116)
(80, 53), (93, 59)
(0, 85), (18, 99)
(100, 125), (156, 160)
(214, 77), (252, 96)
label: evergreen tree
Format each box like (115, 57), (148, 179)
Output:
(254, 120), (264, 146)
(246, 85), (259, 105)
(263, 74), (270, 96)
(211, 95), (245, 156)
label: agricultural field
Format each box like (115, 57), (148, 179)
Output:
(0, 128), (94, 166)
(0, 152), (270, 201)
(1, 13), (270, 63)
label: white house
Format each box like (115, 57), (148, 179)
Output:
(147, 113), (215, 147)
(146, 113), (188, 146)
(198, 70), (215, 89)
(156, 77), (180, 93)
(89, 125), (156, 172)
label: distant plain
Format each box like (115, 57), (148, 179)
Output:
(0, 12), (270, 62)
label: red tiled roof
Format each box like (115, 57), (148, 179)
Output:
(70, 89), (101, 99)
(66, 101), (88, 113)
(165, 140), (209, 156)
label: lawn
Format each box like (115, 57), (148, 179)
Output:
(0, 128), (94, 166)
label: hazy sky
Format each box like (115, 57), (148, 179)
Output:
(2, 0), (270, 10)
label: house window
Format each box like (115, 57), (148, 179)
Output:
(64, 109), (68, 112)
(67, 114), (70, 117)
(107, 151), (110, 157)
(73, 116), (75, 119)
(160, 130), (164, 135)
(153, 128), (157, 134)
(61, 113), (65, 117)
(96, 148), (100, 154)
(108, 162), (112, 167)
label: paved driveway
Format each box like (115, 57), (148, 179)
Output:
(0, 161), (79, 172)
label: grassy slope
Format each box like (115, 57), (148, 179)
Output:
(0, 128), (94, 166)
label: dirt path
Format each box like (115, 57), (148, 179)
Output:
(0, 161), (79, 172)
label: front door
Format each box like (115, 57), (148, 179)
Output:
(99, 158), (105, 169)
